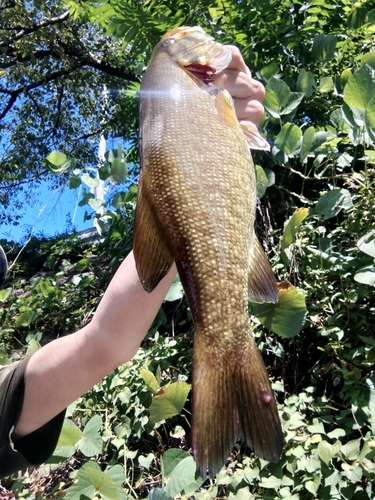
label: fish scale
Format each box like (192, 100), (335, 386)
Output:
(133, 26), (283, 477)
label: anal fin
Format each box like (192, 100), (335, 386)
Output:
(133, 186), (174, 293)
(248, 236), (278, 303)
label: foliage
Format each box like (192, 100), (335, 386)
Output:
(1, 0), (375, 498)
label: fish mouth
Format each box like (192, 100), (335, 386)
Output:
(158, 26), (232, 76)
(183, 62), (217, 84)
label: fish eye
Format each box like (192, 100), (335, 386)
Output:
(161, 38), (176, 48)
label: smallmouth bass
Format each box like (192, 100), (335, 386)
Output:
(133, 26), (283, 477)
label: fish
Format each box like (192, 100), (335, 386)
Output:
(133, 26), (283, 477)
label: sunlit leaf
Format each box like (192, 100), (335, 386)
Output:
(139, 453), (154, 470)
(165, 274), (184, 302)
(297, 69), (316, 97)
(344, 64), (375, 110)
(78, 415), (103, 457)
(281, 208), (309, 249)
(354, 265), (375, 286)
(274, 122), (302, 154)
(318, 440), (341, 465)
(264, 78), (304, 119)
(300, 126), (315, 163)
(251, 282), (307, 338)
(357, 229), (375, 257)
(140, 368), (160, 394)
(149, 382), (190, 423)
(319, 76), (333, 93)
(164, 456), (199, 497)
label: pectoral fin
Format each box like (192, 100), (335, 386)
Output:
(248, 236), (278, 303)
(215, 89), (239, 128)
(133, 185), (174, 293)
(240, 124), (271, 151)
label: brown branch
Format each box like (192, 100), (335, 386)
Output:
(0, 64), (84, 121)
(0, 10), (71, 48)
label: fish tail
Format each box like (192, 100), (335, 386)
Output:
(191, 337), (283, 478)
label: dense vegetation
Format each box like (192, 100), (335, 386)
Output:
(1, 0), (375, 498)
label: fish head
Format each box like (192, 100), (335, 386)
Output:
(151, 26), (232, 82)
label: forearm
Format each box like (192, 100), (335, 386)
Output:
(13, 252), (176, 438)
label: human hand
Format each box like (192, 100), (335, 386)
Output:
(212, 46), (265, 133)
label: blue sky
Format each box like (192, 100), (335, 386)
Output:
(3, 182), (93, 243)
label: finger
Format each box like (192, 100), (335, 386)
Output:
(225, 46), (251, 76)
(233, 98), (265, 130)
(214, 70), (265, 101)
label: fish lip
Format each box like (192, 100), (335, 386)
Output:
(157, 26), (232, 74)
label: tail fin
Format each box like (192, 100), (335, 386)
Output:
(191, 341), (283, 478)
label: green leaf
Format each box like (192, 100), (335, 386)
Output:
(344, 64), (375, 110)
(318, 440), (341, 465)
(139, 453), (154, 470)
(162, 449), (191, 479)
(0, 288), (11, 302)
(140, 367), (160, 394)
(147, 488), (173, 500)
(274, 123), (302, 154)
(341, 439), (361, 460)
(354, 265), (375, 286)
(106, 466), (128, 500)
(88, 198), (105, 211)
(76, 258), (90, 271)
(78, 415), (103, 457)
(311, 34), (337, 62)
(300, 126), (315, 163)
(315, 189), (353, 220)
(264, 78), (304, 119)
(111, 157), (128, 183)
(251, 282), (307, 338)
(69, 175), (81, 189)
(297, 70), (316, 97)
(65, 462), (98, 500)
(255, 164), (269, 198)
(164, 456), (199, 497)
(319, 76), (333, 93)
(341, 463), (363, 482)
(306, 418), (326, 434)
(281, 208), (309, 249)
(259, 475), (283, 488)
(149, 382), (190, 423)
(58, 420), (82, 447)
(260, 61), (279, 80)
(305, 473), (321, 495)
(85, 466), (120, 500)
(361, 52), (375, 69)
(348, 7), (368, 29)
(16, 310), (37, 326)
(81, 173), (100, 189)
(46, 151), (67, 167)
(357, 229), (375, 257)
(165, 275), (184, 302)
(45, 151), (76, 175)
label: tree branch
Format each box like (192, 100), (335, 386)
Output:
(0, 64), (84, 121)
(0, 10), (71, 48)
